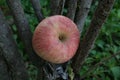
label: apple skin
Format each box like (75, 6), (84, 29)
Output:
(32, 15), (80, 64)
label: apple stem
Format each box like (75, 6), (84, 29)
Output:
(59, 34), (67, 42)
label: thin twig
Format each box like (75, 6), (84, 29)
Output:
(93, 74), (102, 80)
(30, 0), (44, 22)
(81, 51), (120, 79)
(59, 0), (66, 15)
(109, 50), (120, 63)
(72, 0), (115, 74)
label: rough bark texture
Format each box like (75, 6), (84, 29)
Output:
(75, 0), (93, 32)
(30, 0), (44, 22)
(50, 0), (65, 15)
(66, 0), (78, 20)
(0, 8), (28, 80)
(0, 54), (12, 80)
(72, 0), (115, 75)
(6, 0), (45, 79)
(6, 0), (43, 67)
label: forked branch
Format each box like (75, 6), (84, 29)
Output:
(6, 0), (45, 79)
(0, 8), (28, 80)
(6, 0), (43, 67)
(72, 0), (115, 76)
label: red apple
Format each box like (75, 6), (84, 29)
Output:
(32, 15), (80, 63)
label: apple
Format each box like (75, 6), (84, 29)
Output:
(32, 15), (80, 63)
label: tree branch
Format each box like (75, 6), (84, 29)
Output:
(7, 18), (14, 26)
(0, 8), (29, 80)
(65, 0), (78, 20)
(50, 0), (60, 15)
(6, 0), (44, 66)
(72, 0), (115, 75)
(0, 54), (12, 80)
(50, 0), (65, 15)
(6, 0), (45, 79)
(30, 0), (44, 22)
(75, 0), (93, 32)
(81, 51), (120, 79)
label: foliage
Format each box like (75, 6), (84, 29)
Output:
(80, 0), (120, 80)
(0, 0), (120, 80)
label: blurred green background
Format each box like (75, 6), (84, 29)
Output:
(0, 0), (120, 80)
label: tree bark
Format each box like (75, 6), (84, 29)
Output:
(72, 0), (115, 76)
(75, 0), (93, 32)
(0, 8), (29, 80)
(30, 0), (44, 22)
(6, 0), (45, 79)
(50, 0), (65, 15)
(6, 0), (44, 67)
(65, 0), (78, 20)
(0, 54), (12, 80)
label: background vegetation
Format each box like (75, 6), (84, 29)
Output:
(0, 0), (120, 80)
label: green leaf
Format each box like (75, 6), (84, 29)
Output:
(111, 66), (120, 80)
(96, 40), (104, 49)
(117, 10), (120, 18)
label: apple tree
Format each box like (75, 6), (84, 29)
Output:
(0, 0), (119, 80)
